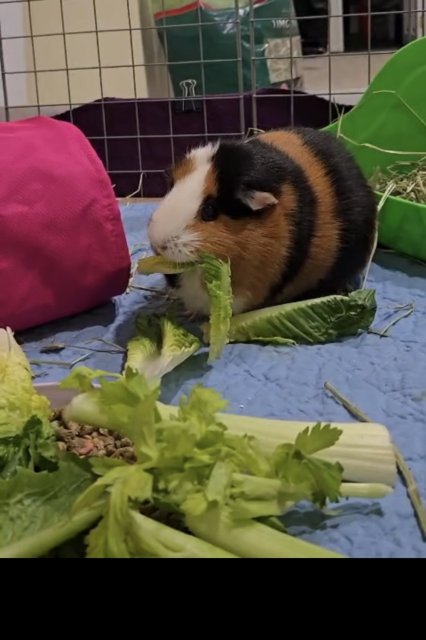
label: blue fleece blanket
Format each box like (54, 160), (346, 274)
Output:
(20, 204), (426, 558)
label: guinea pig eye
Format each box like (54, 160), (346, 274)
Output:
(201, 199), (218, 222)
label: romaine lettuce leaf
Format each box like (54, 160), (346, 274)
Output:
(136, 253), (233, 363)
(205, 289), (377, 346)
(0, 328), (57, 477)
(0, 459), (98, 558)
(201, 254), (232, 362)
(0, 416), (57, 479)
(125, 313), (201, 382)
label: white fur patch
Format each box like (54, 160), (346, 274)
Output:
(177, 269), (211, 316)
(176, 269), (249, 317)
(148, 142), (219, 262)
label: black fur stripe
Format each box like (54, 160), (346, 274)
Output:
(288, 127), (377, 292)
(242, 138), (317, 299)
(270, 161), (317, 297)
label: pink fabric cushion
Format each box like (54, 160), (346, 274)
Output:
(0, 116), (130, 332)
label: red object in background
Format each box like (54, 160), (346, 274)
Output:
(0, 116), (131, 332)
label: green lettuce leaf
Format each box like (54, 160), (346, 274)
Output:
(201, 254), (233, 362)
(205, 289), (377, 346)
(136, 253), (233, 363)
(0, 416), (58, 479)
(137, 255), (196, 275)
(0, 328), (57, 477)
(0, 459), (99, 558)
(125, 313), (201, 382)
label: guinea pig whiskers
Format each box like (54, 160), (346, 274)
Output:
(164, 231), (201, 263)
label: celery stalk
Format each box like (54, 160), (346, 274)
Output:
(64, 394), (396, 487)
(340, 483), (392, 499)
(231, 474), (392, 502)
(186, 507), (345, 558)
(157, 403), (397, 486)
(128, 511), (237, 558)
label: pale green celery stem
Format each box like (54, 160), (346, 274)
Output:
(129, 511), (237, 558)
(187, 507), (345, 558)
(157, 403), (397, 486)
(0, 503), (104, 559)
(232, 474), (392, 499)
(340, 483), (392, 498)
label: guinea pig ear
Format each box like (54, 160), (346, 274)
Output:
(237, 189), (278, 211)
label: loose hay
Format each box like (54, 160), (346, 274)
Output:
(370, 157), (426, 204)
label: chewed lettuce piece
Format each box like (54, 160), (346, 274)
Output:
(200, 255), (233, 363)
(137, 253), (233, 364)
(125, 313), (202, 382)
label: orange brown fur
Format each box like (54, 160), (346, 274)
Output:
(258, 130), (340, 301)
(172, 156), (195, 182)
(190, 181), (298, 309)
(203, 165), (218, 199)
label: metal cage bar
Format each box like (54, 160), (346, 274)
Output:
(0, 0), (424, 198)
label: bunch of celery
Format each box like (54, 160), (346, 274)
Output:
(60, 365), (395, 558)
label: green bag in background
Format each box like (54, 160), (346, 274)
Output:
(149, 0), (304, 97)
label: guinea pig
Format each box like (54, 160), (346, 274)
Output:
(147, 127), (378, 317)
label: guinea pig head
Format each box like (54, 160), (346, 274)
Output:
(147, 141), (281, 260)
(148, 140), (287, 313)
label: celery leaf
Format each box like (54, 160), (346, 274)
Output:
(294, 423), (343, 454)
